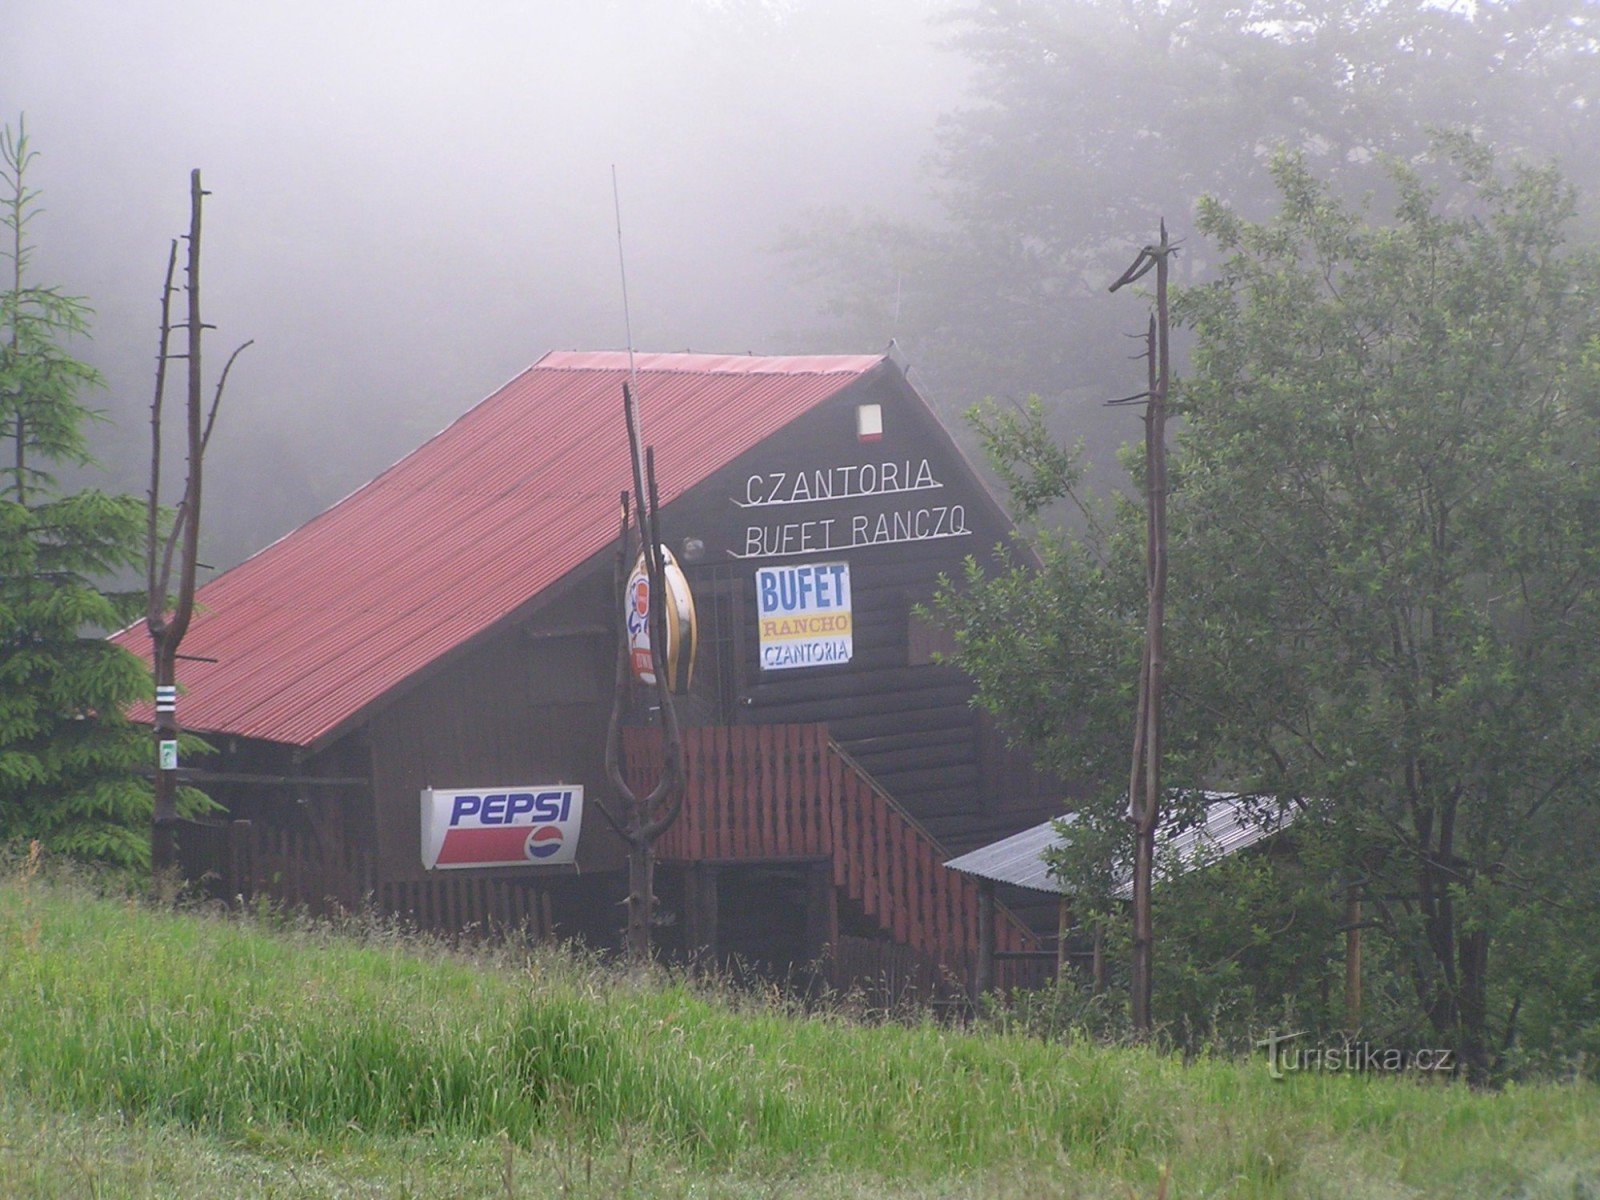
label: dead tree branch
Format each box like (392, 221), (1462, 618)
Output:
(145, 169), (249, 878)
(599, 382), (687, 962)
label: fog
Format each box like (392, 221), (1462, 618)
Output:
(4, 0), (967, 565)
(8, 1), (1597, 568)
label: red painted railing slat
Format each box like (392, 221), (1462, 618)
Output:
(621, 724), (1038, 981)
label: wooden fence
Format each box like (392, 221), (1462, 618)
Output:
(175, 818), (551, 938)
(177, 818), (368, 914)
(375, 876), (553, 939)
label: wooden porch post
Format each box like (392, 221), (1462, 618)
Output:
(805, 860), (838, 966)
(974, 877), (995, 1000)
(1056, 893), (1070, 981)
(685, 863), (720, 968)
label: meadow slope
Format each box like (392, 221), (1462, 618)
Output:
(1, 865), (1596, 1199)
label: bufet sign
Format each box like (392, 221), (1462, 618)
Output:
(756, 561), (852, 670)
(420, 786), (583, 870)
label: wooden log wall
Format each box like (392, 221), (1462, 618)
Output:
(686, 548), (1060, 856)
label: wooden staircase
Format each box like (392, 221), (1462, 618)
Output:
(623, 723), (1037, 986)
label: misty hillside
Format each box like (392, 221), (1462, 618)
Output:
(6, 0), (1595, 568)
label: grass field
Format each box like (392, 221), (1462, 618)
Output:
(2, 860), (1597, 1198)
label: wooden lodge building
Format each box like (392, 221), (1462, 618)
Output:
(116, 351), (1063, 994)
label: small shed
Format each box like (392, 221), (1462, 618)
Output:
(945, 794), (1296, 991)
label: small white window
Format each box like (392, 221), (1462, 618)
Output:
(857, 403), (883, 442)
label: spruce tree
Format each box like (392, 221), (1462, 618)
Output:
(0, 118), (155, 867)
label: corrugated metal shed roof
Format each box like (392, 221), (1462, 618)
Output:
(944, 794), (1295, 896)
(944, 815), (1068, 893)
(114, 351), (886, 748)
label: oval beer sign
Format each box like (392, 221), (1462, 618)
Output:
(625, 547), (697, 692)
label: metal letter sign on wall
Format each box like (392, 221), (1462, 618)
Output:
(420, 786), (584, 870)
(732, 458), (971, 560)
(756, 562), (853, 670)
(626, 547), (697, 691)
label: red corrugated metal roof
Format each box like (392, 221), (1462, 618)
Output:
(115, 351), (886, 748)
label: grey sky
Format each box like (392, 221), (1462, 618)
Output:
(4, 0), (964, 562)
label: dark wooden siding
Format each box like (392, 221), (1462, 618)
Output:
(654, 369), (1064, 853)
(177, 734), (371, 859)
(342, 362), (1062, 876)
(363, 575), (624, 882)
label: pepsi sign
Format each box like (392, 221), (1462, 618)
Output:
(420, 785), (583, 870)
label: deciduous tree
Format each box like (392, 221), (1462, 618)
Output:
(1177, 142), (1600, 1079)
(937, 141), (1600, 1077)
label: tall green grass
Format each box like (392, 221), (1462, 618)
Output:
(3, 860), (1598, 1196)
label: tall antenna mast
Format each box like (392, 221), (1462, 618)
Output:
(612, 165), (644, 448)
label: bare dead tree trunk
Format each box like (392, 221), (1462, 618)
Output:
(146, 169), (250, 877)
(597, 382), (686, 964)
(1110, 222), (1173, 1033)
(6, 132), (24, 507)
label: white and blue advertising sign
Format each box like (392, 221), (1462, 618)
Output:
(420, 785), (583, 870)
(755, 561), (852, 670)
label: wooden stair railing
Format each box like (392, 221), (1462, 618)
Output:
(623, 723), (1036, 981)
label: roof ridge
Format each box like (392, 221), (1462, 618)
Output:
(538, 350), (886, 376)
